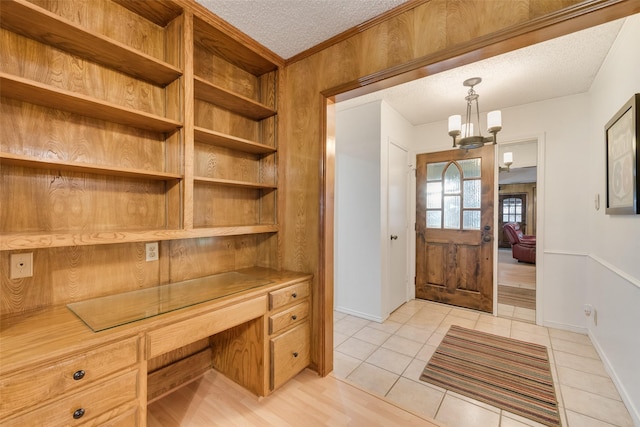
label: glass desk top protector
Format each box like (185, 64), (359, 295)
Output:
(67, 272), (272, 332)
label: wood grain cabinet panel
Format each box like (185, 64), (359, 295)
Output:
(269, 300), (309, 335)
(0, 336), (138, 418)
(146, 296), (267, 358)
(1, 369), (139, 427)
(270, 322), (310, 390)
(98, 407), (139, 427)
(269, 281), (310, 310)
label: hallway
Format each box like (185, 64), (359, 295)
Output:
(498, 248), (536, 323)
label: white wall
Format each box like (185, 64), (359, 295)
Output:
(585, 14), (640, 425)
(335, 100), (413, 321)
(335, 101), (383, 320)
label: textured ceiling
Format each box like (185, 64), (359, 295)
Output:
(196, 0), (408, 59)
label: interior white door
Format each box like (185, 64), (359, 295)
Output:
(387, 141), (409, 314)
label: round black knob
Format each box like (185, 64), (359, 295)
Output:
(292, 292), (297, 298)
(73, 370), (85, 381)
(73, 408), (85, 419)
(291, 315), (297, 320)
(293, 352), (299, 358)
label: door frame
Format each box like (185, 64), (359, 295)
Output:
(318, 3), (629, 375)
(494, 136), (545, 322)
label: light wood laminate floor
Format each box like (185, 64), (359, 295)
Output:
(148, 368), (441, 426)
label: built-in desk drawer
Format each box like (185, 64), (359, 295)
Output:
(0, 336), (138, 418)
(270, 321), (310, 390)
(2, 369), (139, 427)
(269, 281), (310, 310)
(147, 296), (266, 358)
(269, 300), (309, 335)
(100, 406), (139, 427)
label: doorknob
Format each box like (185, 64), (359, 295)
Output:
(390, 235), (398, 240)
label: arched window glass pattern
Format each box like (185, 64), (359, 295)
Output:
(425, 159), (481, 230)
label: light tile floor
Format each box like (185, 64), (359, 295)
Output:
(334, 299), (634, 427)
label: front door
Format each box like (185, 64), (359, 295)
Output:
(415, 145), (494, 313)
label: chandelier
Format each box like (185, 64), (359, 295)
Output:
(447, 77), (502, 149)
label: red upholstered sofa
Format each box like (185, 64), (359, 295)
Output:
(503, 223), (536, 264)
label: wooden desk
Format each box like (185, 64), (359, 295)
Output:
(0, 268), (312, 426)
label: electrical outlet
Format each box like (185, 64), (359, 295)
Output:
(10, 253), (33, 279)
(145, 242), (159, 262)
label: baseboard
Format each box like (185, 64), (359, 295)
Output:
(335, 306), (386, 323)
(540, 319), (587, 335)
(588, 331), (640, 427)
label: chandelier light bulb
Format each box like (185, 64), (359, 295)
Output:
(503, 152), (513, 164)
(488, 110), (502, 133)
(448, 115), (461, 135)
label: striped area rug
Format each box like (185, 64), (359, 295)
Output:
(420, 325), (560, 427)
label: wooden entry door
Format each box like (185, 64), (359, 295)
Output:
(416, 145), (495, 313)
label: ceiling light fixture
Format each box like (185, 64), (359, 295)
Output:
(499, 152), (513, 172)
(448, 77), (502, 149)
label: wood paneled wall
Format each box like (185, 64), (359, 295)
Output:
(278, 0), (638, 374)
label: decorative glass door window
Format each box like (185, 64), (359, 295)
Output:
(425, 159), (481, 230)
(502, 197), (523, 223)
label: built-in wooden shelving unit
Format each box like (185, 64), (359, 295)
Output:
(0, 0), (281, 251)
(0, 1), (285, 424)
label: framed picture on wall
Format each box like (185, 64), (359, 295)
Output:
(605, 93), (639, 215)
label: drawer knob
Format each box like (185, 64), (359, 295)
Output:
(73, 370), (85, 381)
(291, 315), (297, 320)
(73, 408), (85, 419)
(292, 292), (297, 298)
(293, 352), (299, 358)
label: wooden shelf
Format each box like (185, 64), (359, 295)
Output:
(194, 76), (276, 120)
(112, 0), (184, 27)
(193, 16), (280, 76)
(0, 225), (279, 251)
(194, 127), (276, 155)
(0, 152), (182, 181)
(0, 73), (183, 133)
(0, 0), (182, 87)
(194, 177), (277, 190)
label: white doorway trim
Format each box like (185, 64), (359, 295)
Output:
(495, 133), (545, 324)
